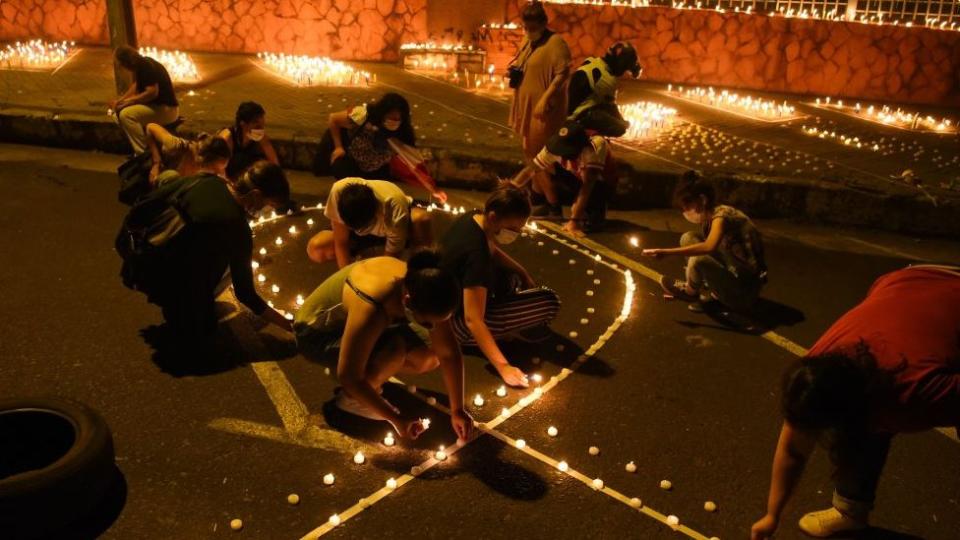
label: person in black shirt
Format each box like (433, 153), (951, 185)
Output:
(440, 187), (561, 387)
(110, 46), (180, 155)
(156, 160), (293, 346)
(218, 101), (281, 183)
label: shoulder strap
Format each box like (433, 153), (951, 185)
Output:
(345, 277), (383, 308)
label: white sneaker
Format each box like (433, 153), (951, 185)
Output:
(798, 508), (867, 537)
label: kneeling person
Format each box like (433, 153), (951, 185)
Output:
(294, 252), (473, 440)
(307, 178), (433, 268)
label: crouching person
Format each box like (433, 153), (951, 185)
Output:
(294, 251), (474, 440)
(306, 177), (433, 268)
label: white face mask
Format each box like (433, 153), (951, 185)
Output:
(683, 209), (703, 224)
(382, 119), (402, 132)
(248, 128), (265, 142)
(495, 228), (520, 245)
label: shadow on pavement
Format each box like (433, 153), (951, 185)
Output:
(139, 324), (246, 377)
(25, 465), (128, 540)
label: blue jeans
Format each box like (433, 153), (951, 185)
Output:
(681, 232), (761, 311)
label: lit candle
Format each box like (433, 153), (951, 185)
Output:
(515, 439), (526, 449)
(288, 225), (298, 234)
(259, 247), (267, 256)
(296, 294), (305, 306)
(531, 374), (542, 384)
(547, 426), (558, 437)
(307, 218), (315, 226)
(323, 473), (335, 485)
(496, 385), (507, 397)
(275, 237), (283, 246)
(420, 418), (431, 430)
(580, 318), (589, 324)
(626, 461), (637, 473)
(271, 284), (280, 293)
(557, 460), (569, 472)
(660, 479), (672, 490)
(329, 514), (341, 526)
(500, 407), (510, 417)
(386, 477), (397, 489)
(383, 432), (395, 446)
(230, 518), (243, 530)
(666, 515), (679, 528)
(435, 445), (447, 461)
(287, 493), (300, 505)
(257, 274), (266, 283)
(473, 394), (484, 407)
(588, 446), (600, 456)
(592, 478), (604, 490)
(704, 501), (717, 512)
(630, 497), (642, 508)
(569, 331), (578, 338)
(629, 236), (640, 247)
(353, 451), (365, 464)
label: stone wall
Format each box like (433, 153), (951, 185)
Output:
(498, 2), (960, 106)
(0, 0), (108, 45)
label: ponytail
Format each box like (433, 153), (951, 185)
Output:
(404, 249), (460, 317)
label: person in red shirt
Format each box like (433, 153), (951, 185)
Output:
(752, 266), (960, 539)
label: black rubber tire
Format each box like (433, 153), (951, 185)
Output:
(0, 397), (116, 540)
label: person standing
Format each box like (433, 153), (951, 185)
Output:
(508, 2), (571, 172)
(109, 46), (179, 155)
(751, 265), (960, 539)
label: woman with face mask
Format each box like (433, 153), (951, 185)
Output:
(642, 171), (767, 313)
(439, 186), (561, 388)
(508, 2), (571, 178)
(218, 101), (280, 183)
(294, 250), (474, 441)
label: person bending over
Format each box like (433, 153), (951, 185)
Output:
(153, 160), (293, 346)
(307, 178), (433, 268)
(643, 172), (766, 313)
(294, 252), (473, 441)
(751, 265), (960, 539)
(109, 46), (179, 155)
(529, 120), (618, 236)
(145, 125), (232, 186)
(440, 187), (561, 387)
(218, 101), (280, 183)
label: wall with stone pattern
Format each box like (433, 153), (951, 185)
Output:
(0, 0), (108, 45)
(499, 1), (960, 106)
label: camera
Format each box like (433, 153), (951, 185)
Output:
(507, 66), (524, 89)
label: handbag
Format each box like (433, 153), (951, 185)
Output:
(117, 152), (155, 206)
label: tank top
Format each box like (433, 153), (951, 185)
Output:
(225, 126), (268, 180)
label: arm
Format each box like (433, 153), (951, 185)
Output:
(659, 217), (724, 257)
(535, 68), (570, 119)
(567, 70), (591, 116)
(110, 82), (137, 109)
(258, 135), (281, 166)
(384, 202), (410, 258)
(231, 228), (292, 331)
(431, 320), (473, 440)
(753, 422), (817, 538)
(463, 287), (528, 387)
(569, 168), (601, 223)
(119, 84), (159, 107)
(492, 245), (535, 288)
(336, 303), (402, 424)
(331, 220), (353, 269)
(145, 123), (166, 181)
(217, 128), (235, 151)
(328, 110), (353, 154)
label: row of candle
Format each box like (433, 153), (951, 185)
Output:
(813, 97), (956, 134)
(400, 42), (478, 52)
(0, 39), (74, 69)
(256, 52), (373, 87)
(620, 101), (679, 141)
(666, 84), (800, 121)
(138, 47), (199, 83)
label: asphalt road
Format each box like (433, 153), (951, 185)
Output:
(1, 144), (958, 540)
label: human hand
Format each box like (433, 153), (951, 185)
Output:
(392, 417), (427, 440)
(563, 220), (585, 237)
(450, 408), (475, 442)
(750, 514), (779, 540)
(641, 248), (663, 258)
(496, 364), (529, 388)
(533, 98), (549, 120)
(432, 190), (448, 204)
(330, 146), (346, 164)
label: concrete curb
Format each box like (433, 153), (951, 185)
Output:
(1, 110), (956, 237)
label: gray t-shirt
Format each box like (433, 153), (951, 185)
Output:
(324, 178), (413, 255)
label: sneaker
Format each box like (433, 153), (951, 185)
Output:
(335, 390), (392, 421)
(531, 203), (563, 219)
(687, 302), (704, 313)
(798, 508), (867, 538)
(510, 324), (553, 343)
(659, 276), (699, 303)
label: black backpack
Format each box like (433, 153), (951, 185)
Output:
(117, 152), (155, 206)
(115, 175), (205, 299)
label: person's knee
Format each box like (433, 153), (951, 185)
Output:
(306, 231), (335, 263)
(680, 231), (701, 247)
(407, 349), (440, 374)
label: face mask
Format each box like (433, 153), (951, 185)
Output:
(382, 119), (401, 132)
(403, 302), (434, 330)
(683, 209), (703, 224)
(495, 228), (520, 245)
(248, 129), (265, 142)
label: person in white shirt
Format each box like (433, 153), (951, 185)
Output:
(307, 178), (433, 268)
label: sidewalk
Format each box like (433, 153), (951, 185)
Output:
(1, 47), (958, 236)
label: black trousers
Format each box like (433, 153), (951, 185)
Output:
(831, 432), (893, 516)
(313, 128), (390, 180)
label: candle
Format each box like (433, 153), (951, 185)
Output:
(496, 385), (507, 397)
(625, 461), (637, 473)
(230, 519), (243, 530)
(251, 260), (259, 270)
(629, 236), (640, 247)
(427, 396), (437, 405)
(557, 460), (569, 472)
(275, 237), (283, 246)
(383, 432), (395, 446)
(329, 514), (341, 526)
(580, 318), (589, 324)
(287, 493), (300, 505)
(296, 294), (305, 306)
(515, 439), (526, 449)
(660, 479), (672, 490)
(306, 218), (314, 226)
(420, 418), (431, 430)
(531, 374), (542, 384)
(704, 501), (717, 512)
(500, 407), (510, 417)
(630, 497), (642, 508)
(288, 225), (297, 234)
(386, 477), (397, 489)
(666, 515), (679, 528)
(592, 478), (604, 490)
(588, 446), (600, 456)
(257, 274), (266, 283)
(547, 426), (558, 437)
(473, 394), (484, 407)
(435, 446), (447, 461)
(271, 284), (280, 293)
(569, 331), (578, 338)
(259, 247), (267, 256)
(353, 451), (365, 464)
(323, 473), (335, 485)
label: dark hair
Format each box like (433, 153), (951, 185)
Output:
(522, 2), (549, 24)
(236, 161), (290, 203)
(672, 170), (715, 210)
(235, 101), (266, 131)
(194, 133), (232, 167)
(366, 93), (415, 146)
(114, 45), (141, 70)
(337, 182), (379, 230)
(484, 185), (531, 220)
(404, 249), (460, 317)
(781, 343), (898, 471)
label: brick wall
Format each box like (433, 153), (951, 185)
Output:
(0, 0), (107, 45)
